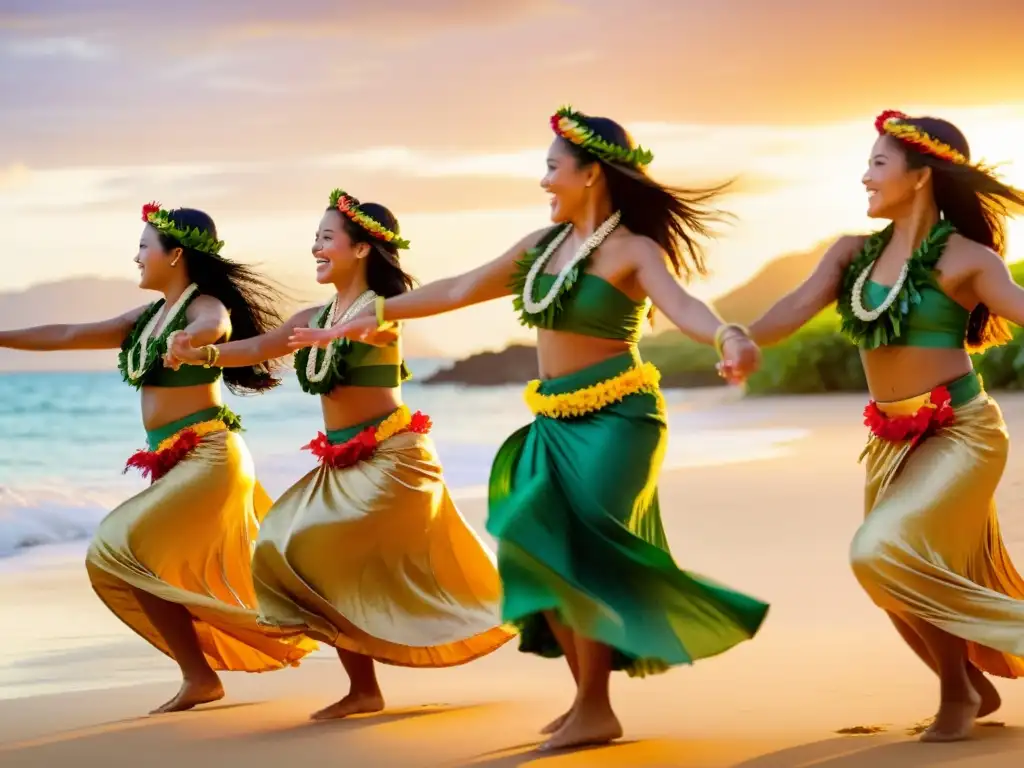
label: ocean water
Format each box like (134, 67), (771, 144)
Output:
(0, 361), (807, 559)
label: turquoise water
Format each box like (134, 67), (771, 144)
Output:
(0, 364), (806, 557)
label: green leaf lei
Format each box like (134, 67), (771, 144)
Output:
(509, 224), (580, 329)
(117, 295), (197, 389)
(837, 219), (956, 349)
(293, 303), (351, 395)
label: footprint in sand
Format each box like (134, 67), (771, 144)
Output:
(835, 725), (888, 735)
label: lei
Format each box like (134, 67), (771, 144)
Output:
(509, 212), (621, 328)
(550, 106), (654, 168)
(837, 220), (956, 349)
(863, 386), (954, 445)
(303, 406), (432, 470)
(124, 407), (243, 482)
(118, 284), (199, 388)
(142, 202), (224, 256)
(293, 291), (377, 395)
(328, 189), (410, 250)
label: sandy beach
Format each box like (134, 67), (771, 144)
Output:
(3, 392), (1024, 767)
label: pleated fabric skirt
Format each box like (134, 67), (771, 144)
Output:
(488, 352), (770, 677)
(252, 410), (515, 667)
(86, 407), (318, 672)
(851, 371), (1024, 677)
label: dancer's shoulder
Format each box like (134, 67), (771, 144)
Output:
(824, 234), (870, 271)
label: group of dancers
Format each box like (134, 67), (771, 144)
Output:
(2, 104), (1024, 750)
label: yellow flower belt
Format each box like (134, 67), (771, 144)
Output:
(523, 362), (662, 419)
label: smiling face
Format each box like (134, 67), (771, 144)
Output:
(862, 135), (931, 219)
(134, 224), (182, 290)
(540, 138), (601, 223)
(312, 209), (370, 285)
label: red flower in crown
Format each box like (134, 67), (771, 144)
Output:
(141, 201), (161, 222)
(874, 110), (908, 134)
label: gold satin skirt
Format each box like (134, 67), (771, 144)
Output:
(851, 389), (1024, 677)
(86, 430), (318, 672)
(252, 429), (515, 667)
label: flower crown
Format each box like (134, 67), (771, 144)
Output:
(328, 189), (410, 250)
(141, 202), (225, 256)
(874, 110), (970, 166)
(550, 105), (654, 168)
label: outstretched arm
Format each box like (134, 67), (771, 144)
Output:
(171, 307), (319, 368)
(634, 244), (758, 382)
(748, 235), (862, 346)
(380, 229), (546, 322)
(287, 229), (547, 348)
(0, 305), (148, 351)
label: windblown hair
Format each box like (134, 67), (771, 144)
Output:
(557, 112), (731, 283)
(888, 116), (1024, 350)
(327, 200), (416, 297)
(155, 208), (286, 393)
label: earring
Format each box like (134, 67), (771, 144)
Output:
(585, 181), (592, 188)
(170, 257), (180, 267)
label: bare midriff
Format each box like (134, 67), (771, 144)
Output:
(861, 346), (974, 402)
(319, 385), (404, 433)
(536, 328), (636, 380)
(140, 383), (222, 432)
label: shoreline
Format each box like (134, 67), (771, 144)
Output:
(4, 392), (1024, 765)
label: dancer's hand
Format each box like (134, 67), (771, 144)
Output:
(716, 335), (761, 384)
(287, 317), (398, 350)
(165, 331), (207, 368)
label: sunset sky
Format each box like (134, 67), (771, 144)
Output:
(3, 0), (1024, 355)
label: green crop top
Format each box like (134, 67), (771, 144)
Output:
(838, 220), (969, 350)
(117, 295), (222, 389)
(293, 304), (411, 395)
(860, 280), (969, 349)
(510, 225), (648, 343)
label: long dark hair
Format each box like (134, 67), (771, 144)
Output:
(894, 117), (1024, 350)
(558, 114), (730, 282)
(157, 208), (285, 394)
(329, 201), (416, 298)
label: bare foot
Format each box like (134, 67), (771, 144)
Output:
(540, 706), (575, 735)
(967, 665), (1001, 718)
(150, 677), (225, 714)
(919, 694), (980, 743)
(310, 692), (385, 721)
(538, 706), (623, 751)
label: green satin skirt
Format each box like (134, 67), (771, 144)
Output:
(488, 353), (770, 677)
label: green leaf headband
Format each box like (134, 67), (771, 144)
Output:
(550, 105), (654, 168)
(328, 188), (410, 250)
(141, 202), (225, 256)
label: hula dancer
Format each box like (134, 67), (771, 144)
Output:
(289, 108), (770, 750)
(0, 204), (316, 714)
(170, 190), (513, 720)
(750, 111), (1024, 742)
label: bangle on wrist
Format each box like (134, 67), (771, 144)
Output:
(714, 323), (749, 357)
(202, 344), (220, 368)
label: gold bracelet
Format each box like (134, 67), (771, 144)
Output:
(713, 323), (749, 357)
(201, 344), (220, 368)
(374, 295), (386, 329)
